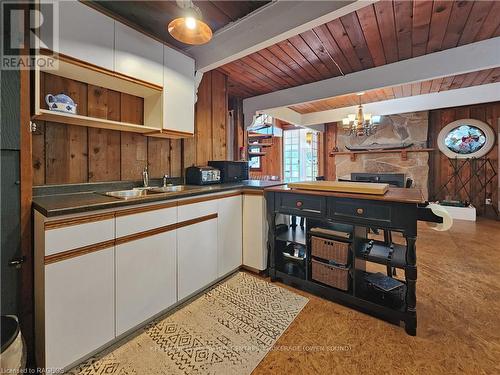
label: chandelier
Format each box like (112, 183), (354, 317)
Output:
(342, 93), (380, 136)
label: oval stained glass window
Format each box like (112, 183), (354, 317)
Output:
(444, 125), (486, 155)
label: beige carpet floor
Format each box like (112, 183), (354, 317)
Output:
(68, 272), (308, 375)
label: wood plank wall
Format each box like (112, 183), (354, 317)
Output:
(183, 70), (229, 167)
(428, 102), (499, 217)
(33, 70), (230, 185)
(229, 96), (245, 161)
(323, 122), (337, 181)
(32, 73), (181, 185)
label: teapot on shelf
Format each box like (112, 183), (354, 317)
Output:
(45, 93), (77, 114)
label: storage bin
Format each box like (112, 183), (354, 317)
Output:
(311, 236), (349, 265)
(311, 259), (350, 291)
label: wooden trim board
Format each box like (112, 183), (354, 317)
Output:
(114, 201), (177, 217)
(44, 213), (218, 264)
(44, 239), (115, 265)
(114, 223), (179, 246)
(176, 191), (242, 206)
(45, 212), (115, 230)
(41, 50), (163, 92)
(242, 189), (265, 196)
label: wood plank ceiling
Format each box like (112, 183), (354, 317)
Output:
(88, 0), (270, 50)
(289, 67), (500, 114)
(219, 0), (500, 98)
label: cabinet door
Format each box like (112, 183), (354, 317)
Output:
(218, 195), (242, 277)
(44, 247), (114, 371)
(242, 195), (268, 270)
(44, 1), (114, 70)
(163, 46), (195, 134)
(114, 22), (163, 85)
(115, 231), (177, 336)
(177, 218), (218, 300)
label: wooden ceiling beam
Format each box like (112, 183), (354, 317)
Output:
(188, 0), (375, 72)
(242, 37), (500, 126)
(298, 82), (500, 126)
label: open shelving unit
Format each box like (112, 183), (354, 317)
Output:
(267, 198), (417, 334)
(275, 221), (308, 280)
(32, 52), (175, 138)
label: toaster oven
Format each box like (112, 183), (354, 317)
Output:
(207, 161), (249, 183)
(185, 166), (221, 185)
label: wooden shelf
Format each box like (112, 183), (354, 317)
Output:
(248, 143), (273, 148)
(145, 128), (194, 139)
(33, 109), (158, 134)
(248, 134), (273, 140)
(329, 148), (435, 161)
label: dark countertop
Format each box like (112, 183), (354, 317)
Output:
(33, 180), (285, 217)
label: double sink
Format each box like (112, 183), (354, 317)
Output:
(101, 185), (198, 200)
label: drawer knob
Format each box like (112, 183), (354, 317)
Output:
(356, 208), (364, 215)
(296, 201), (303, 208)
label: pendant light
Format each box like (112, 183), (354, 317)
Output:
(168, 0), (212, 45)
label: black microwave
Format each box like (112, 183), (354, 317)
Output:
(208, 161), (249, 183)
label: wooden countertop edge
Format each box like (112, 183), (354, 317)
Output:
(264, 186), (424, 204)
(41, 188), (269, 229)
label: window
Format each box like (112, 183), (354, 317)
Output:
(249, 146), (261, 170)
(437, 119), (495, 159)
(283, 129), (319, 182)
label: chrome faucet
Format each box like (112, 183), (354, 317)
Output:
(142, 166), (149, 188)
(163, 174), (172, 187)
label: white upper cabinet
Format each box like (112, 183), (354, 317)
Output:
(114, 22), (163, 86)
(163, 46), (195, 134)
(49, 1), (115, 70)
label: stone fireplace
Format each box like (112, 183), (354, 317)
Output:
(335, 111), (430, 199)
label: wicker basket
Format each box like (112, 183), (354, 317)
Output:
(311, 236), (349, 265)
(311, 259), (350, 291)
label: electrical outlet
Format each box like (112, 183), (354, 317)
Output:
(485, 198), (492, 205)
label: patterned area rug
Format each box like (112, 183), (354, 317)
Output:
(68, 272), (308, 375)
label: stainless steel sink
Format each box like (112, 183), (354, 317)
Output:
(150, 185), (194, 193)
(101, 185), (197, 200)
(101, 189), (163, 200)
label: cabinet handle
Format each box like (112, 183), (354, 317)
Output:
(356, 208), (364, 215)
(8, 256), (25, 269)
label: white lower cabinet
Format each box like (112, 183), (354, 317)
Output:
(242, 194), (268, 270)
(37, 192), (247, 371)
(44, 247), (115, 372)
(115, 231), (177, 336)
(177, 218), (218, 300)
(218, 195), (243, 276)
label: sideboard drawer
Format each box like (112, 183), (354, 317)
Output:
(276, 193), (326, 217)
(45, 216), (114, 256)
(328, 199), (392, 224)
